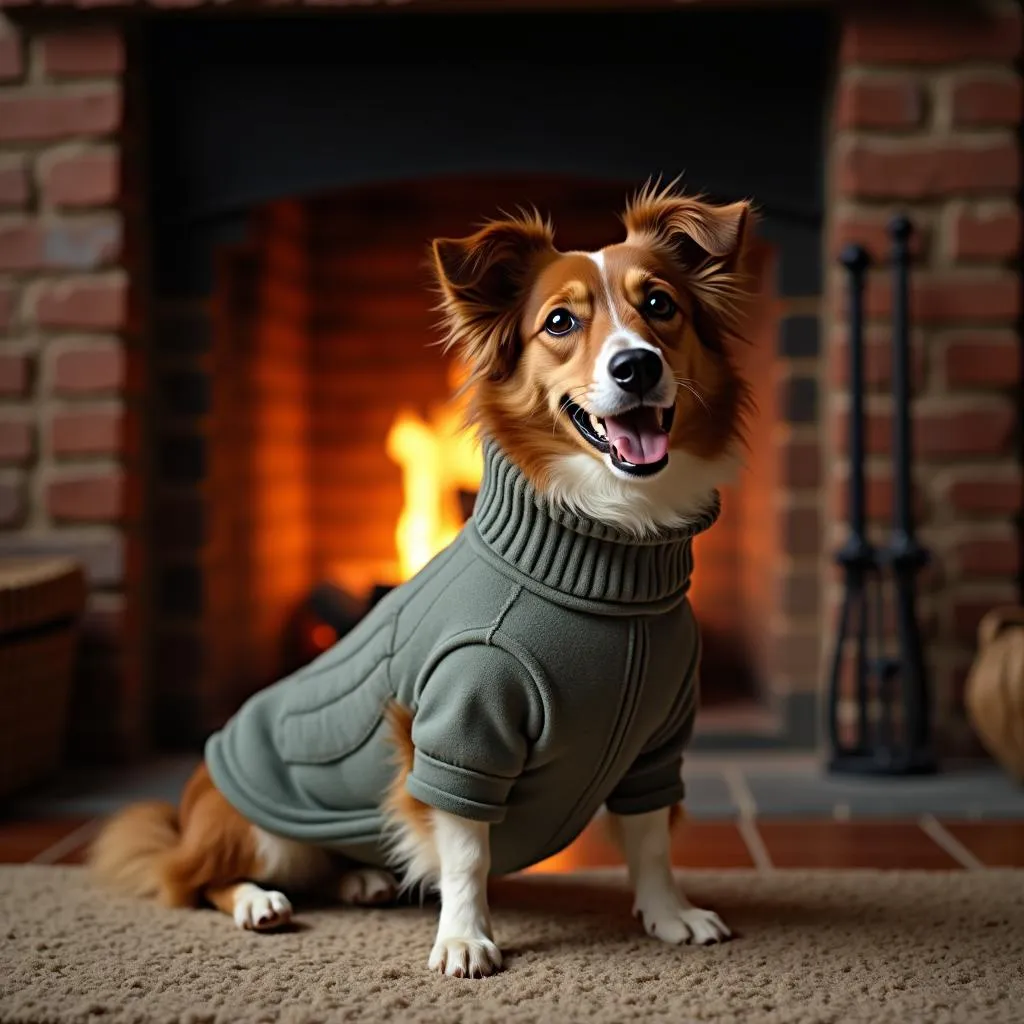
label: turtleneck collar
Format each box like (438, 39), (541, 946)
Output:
(468, 439), (719, 610)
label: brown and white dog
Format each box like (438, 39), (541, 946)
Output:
(90, 181), (755, 977)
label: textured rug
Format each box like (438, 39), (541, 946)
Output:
(2, 866), (1023, 1024)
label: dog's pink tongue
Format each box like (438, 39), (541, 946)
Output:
(604, 407), (669, 465)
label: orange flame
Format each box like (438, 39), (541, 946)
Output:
(385, 365), (482, 581)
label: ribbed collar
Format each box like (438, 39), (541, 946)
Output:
(469, 439), (719, 609)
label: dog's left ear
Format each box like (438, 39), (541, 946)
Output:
(623, 189), (753, 277)
(432, 213), (556, 381)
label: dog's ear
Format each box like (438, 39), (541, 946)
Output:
(432, 212), (556, 382)
(623, 186), (753, 278)
(624, 185), (756, 353)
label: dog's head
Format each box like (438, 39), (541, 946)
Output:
(431, 182), (756, 533)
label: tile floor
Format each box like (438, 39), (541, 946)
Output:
(2, 754), (1022, 871)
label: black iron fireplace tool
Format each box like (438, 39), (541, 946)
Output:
(826, 217), (936, 775)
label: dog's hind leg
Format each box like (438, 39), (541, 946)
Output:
(337, 866), (399, 906)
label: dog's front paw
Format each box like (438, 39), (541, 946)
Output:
(233, 885), (293, 932)
(636, 903), (731, 946)
(428, 935), (503, 978)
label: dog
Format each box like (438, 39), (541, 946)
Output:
(90, 181), (755, 979)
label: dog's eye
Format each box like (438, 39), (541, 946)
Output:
(543, 308), (577, 337)
(644, 290), (677, 321)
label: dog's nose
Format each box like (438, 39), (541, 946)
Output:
(609, 349), (663, 396)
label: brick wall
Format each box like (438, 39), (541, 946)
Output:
(0, 13), (145, 760)
(0, 1), (1020, 761)
(828, 2), (1022, 753)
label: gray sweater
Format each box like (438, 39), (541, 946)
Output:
(205, 440), (718, 876)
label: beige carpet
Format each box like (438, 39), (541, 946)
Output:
(2, 866), (1023, 1024)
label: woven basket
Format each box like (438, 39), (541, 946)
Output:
(0, 557), (87, 800)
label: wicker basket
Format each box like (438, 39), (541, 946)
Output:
(0, 557), (87, 800)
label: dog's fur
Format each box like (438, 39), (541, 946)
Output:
(89, 181), (756, 977)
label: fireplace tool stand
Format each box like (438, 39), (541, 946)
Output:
(826, 217), (936, 775)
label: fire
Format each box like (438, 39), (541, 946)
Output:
(386, 365), (482, 581)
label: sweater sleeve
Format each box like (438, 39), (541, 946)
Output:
(604, 684), (697, 816)
(405, 644), (541, 824)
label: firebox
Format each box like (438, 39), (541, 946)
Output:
(145, 9), (830, 748)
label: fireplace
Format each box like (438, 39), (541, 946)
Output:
(142, 9), (827, 746)
(0, 1), (1018, 763)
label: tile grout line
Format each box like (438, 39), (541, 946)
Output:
(721, 766), (757, 819)
(919, 815), (985, 870)
(721, 767), (774, 871)
(736, 818), (774, 872)
(30, 819), (101, 866)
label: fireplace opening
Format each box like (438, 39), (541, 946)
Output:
(146, 9), (829, 747)
(199, 177), (782, 716)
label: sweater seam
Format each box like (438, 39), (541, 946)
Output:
(486, 584), (523, 645)
(389, 558), (475, 667)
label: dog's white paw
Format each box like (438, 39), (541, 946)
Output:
(428, 935), (503, 978)
(338, 867), (398, 906)
(636, 903), (731, 946)
(233, 884), (293, 931)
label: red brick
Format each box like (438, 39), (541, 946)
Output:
(0, 282), (14, 331)
(830, 327), (926, 390)
(47, 471), (123, 522)
(40, 30), (125, 78)
(0, 87), (121, 143)
(841, 9), (1022, 65)
(834, 402), (1016, 460)
(835, 76), (924, 130)
(0, 218), (43, 271)
(832, 213), (928, 262)
(950, 207), (1022, 261)
(779, 439), (820, 488)
(51, 343), (124, 394)
(837, 139), (1019, 200)
(0, 417), (32, 464)
(952, 73), (1023, 127)
(831, 470), (923, 523)
(946, 469), (1022, 516)
(33, 276), (126, 330)
(0, 28), (24, 82)
(771, 629), (821, 677)
(778, 571), (820, 618)
(0, 476), (25, 527)
(0, 352), (30, 396)
(780, 505), (820, 557)
(0, 156), (29, 208)
(39, 148), (119, 207)
(915, 403), (1016, 460)
(943, 335), (1020, 389)
(956, 536), (1021, 577)
(861, 271), (1020, 324)
(50, 408), (123, 457)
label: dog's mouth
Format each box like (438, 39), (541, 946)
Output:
(563, 398), (675, 478)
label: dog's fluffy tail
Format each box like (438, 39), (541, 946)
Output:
(87, 801), (183, 905)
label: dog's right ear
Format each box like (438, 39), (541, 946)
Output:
(432, 212), (556, 382)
